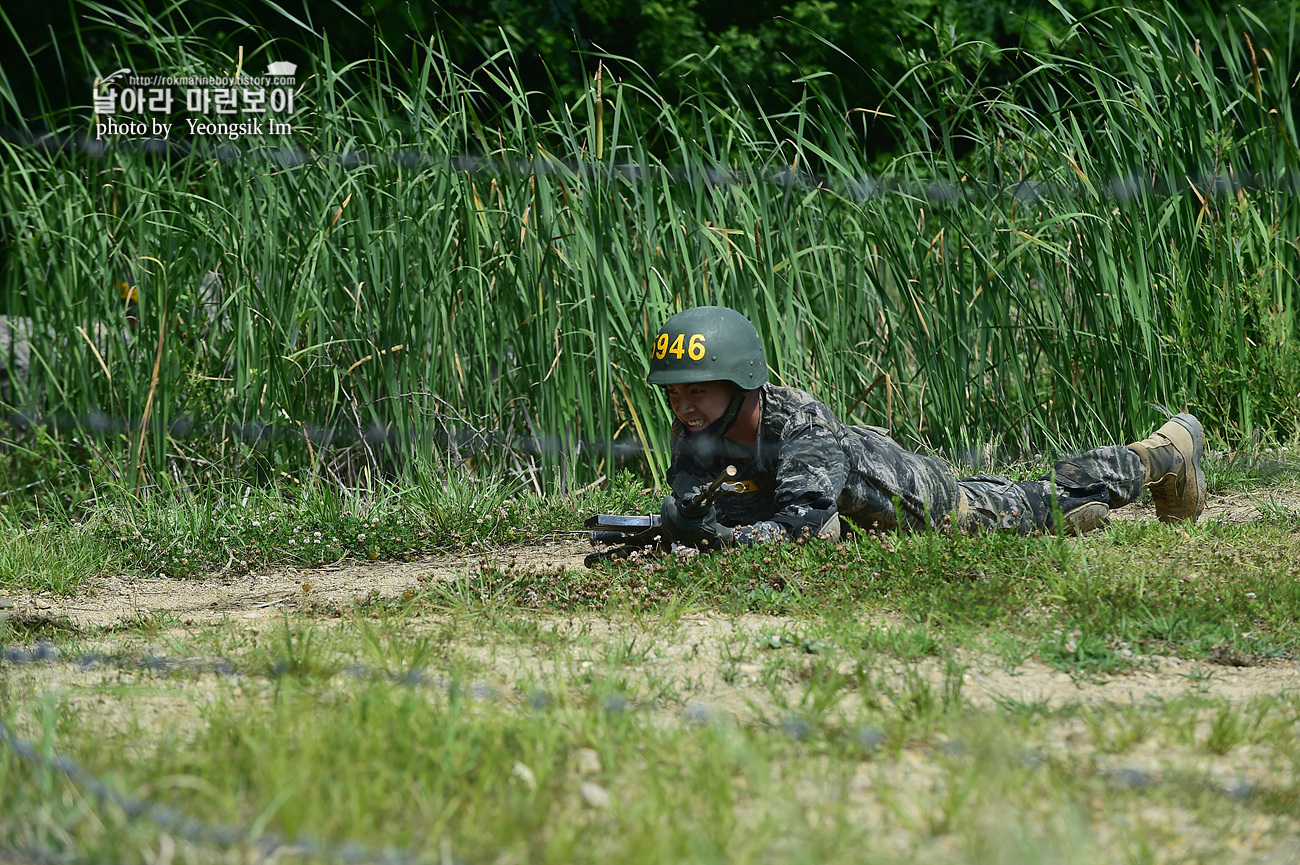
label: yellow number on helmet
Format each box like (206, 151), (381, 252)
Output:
(687, 333), (706, 361)
(654, 333), (669, 359)
(668, 333), (685, 359)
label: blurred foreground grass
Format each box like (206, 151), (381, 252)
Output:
(3, 574), (1299, 864)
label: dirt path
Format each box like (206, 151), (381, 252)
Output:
(4, 500), (1297, 865)
(4, 505), (1298, 710)
(3, 489), (1290, 631)
(3, 538), (587, 630)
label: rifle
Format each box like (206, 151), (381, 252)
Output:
(584, 466), (740, 567)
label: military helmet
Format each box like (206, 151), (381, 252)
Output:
(646, 306), (768, 389)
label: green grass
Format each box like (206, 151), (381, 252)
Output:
(3, 452), (1299, 672)
(0, 526), (106, 595)
(0, 465), (656, 594)
(3, 2), (1300, 856)
(4, 608), (1300, 864)
(1205, 448), (1300, 493)
(2, 469), (1298, 862)
(1, 0), (1297, 496)
(509, 518), (1300, 670)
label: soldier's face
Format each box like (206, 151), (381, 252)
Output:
(664, 381), (737, 433)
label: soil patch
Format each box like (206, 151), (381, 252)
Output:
(3, 539), (586, 630)
(4, 487), (1297, 710)
(4, 486), (1289, 631)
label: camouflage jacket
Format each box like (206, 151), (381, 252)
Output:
(666, 383), (960, 542)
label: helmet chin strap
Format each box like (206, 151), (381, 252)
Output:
(692, 388), (748, 441)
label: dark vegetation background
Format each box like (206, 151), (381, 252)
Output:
(3, 0), (1289, 150)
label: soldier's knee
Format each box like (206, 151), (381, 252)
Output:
(951, 490), (978, 534)
(817, 514), (842, 540)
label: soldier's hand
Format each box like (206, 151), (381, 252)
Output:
(670, 472), (712, 519)
(676, 488), (712, 520)
(660, 495), (734, 550)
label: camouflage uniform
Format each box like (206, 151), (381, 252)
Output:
(0, 316), (34, 404)
(666, 383), (1146, 543)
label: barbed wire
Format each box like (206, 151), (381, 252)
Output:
(0, 638), (665, 864)
(1, 409), (641, 458)
(3, 635), (1280, 865)
(0, 842), (77, 865)
(0, 641), (508, 696)
(0, 643), (494, 865)
(4, 129), (1295, 203)
(0, 635), (699, 865)
(0, 408), (639, 497)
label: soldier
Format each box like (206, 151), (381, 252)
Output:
(649, 306), (1206, 548)
(0, 313), (36, 410)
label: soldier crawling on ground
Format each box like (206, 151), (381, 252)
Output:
(643, 306), (1206, 550)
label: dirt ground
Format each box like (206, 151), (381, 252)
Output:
(3, 488), (1298, 710)
(4, 492), (1299, 864)
(4, 538), (587, 631)
(2, 487), (1287, 631)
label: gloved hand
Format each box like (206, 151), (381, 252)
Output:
(660, 495), (734, 550)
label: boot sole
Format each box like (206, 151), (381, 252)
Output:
(1055, 501), (1110, 535)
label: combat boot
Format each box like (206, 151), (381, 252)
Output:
(1054, 502), (1110, 535)
(1127, 413), (1207, 523)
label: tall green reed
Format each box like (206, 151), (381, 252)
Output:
(0, 0), (1294, 494)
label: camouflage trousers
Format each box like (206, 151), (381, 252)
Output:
(838, 427), (1146, 534)
(954, 447), (1146, 533)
